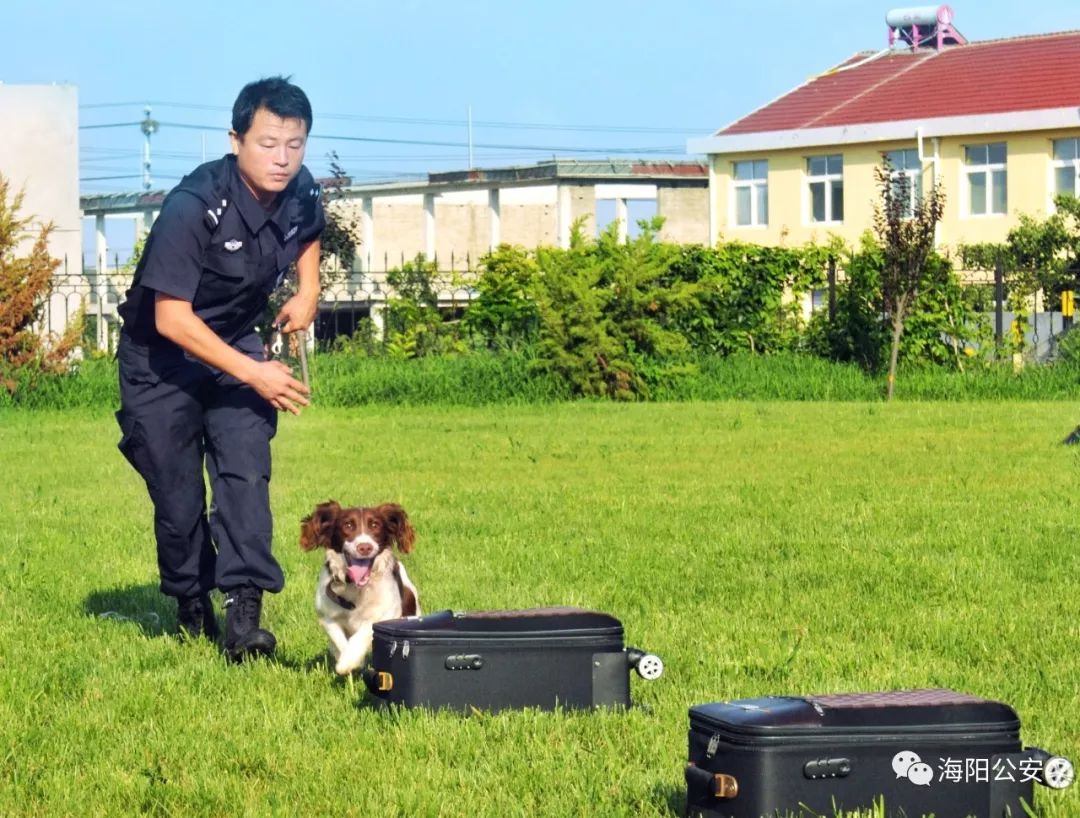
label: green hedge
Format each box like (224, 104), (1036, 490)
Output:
(6, 350), (1080, 410)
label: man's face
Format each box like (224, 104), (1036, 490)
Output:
(230, 107), (308, 205)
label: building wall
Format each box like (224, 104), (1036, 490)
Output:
(500, 185), (557, 249)
(0, 84), (82, 335)
(434, 190), (489, 269)
(710, 128), (1080, 252)
(657, 185), (709, 244)
(369, 195), (426, 270)
(0, 85), (81, 266)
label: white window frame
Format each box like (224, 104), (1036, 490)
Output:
(885, 148), (923, 218)
(806, 154), (843, 224)
(964, 142), (1007, 217)
(731, 159), (768, 228)
(1052, 137), (1080, 204)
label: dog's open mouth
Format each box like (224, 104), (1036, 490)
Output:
(345, 557), (374, 586)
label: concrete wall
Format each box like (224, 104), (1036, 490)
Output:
(370, 194), (426, 270)
(710, 128), (1080, 252)
(0, 84), (82, 334)
(335, 181), (702, 271)
(500, 185), (557, 250)
(433, 190), (488, 269)
(658, 185), (709, 244)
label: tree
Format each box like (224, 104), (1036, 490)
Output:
(530, 217), (692, 399)
(463, 244), (540, 349)
(318, 151), (361, 282)
(384, 254), (464, 358)
(874, 162), (946, 400)
(0, 174), (81, 393)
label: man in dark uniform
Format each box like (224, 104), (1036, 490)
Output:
(115, 76), (325, 661)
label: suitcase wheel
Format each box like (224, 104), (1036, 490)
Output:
(684, 765), (739, 800)
(636, 653), (664, 680)
(1041, 756), (1075, 790)
(626, 649), (664, 680)
(360, 667), (394, 695)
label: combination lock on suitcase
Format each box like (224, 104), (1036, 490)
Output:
(361, 607), (663, 712)
(685, 689), (1074, 818)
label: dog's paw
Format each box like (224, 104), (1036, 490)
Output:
(335, 658), (358, 676)
(325, 552), (348, 586)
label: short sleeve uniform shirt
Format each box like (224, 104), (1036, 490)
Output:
(118, 154), (325, 348)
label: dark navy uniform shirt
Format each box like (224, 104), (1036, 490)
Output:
(119, 154), (325, 347)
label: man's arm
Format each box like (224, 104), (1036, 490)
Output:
(274, 239), (321, 333)
(155, 294), (310, 414)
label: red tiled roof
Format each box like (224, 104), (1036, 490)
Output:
(720, 31), (1080, 135)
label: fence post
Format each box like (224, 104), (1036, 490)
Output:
(96, 254), (107, 351)
(827, 256), (836, 322)
(994, 255), (1004, 354)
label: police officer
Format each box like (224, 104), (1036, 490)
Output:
(115, 76), (325, 661)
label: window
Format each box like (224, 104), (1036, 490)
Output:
(965, 143), (1007, 216)
(885, 148), (923, 217)
(733, 159), (768, 226)
(807, 154), (843, 223)
(1053, 138), (1079, 198)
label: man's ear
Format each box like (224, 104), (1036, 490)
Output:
(300, 500), (341, 551)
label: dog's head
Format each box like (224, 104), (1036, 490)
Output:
(300, 500), (416, 587)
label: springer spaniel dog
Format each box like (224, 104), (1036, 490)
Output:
(300, 500), (420, 676)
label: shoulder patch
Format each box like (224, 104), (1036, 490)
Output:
(204, 199), (229, 230)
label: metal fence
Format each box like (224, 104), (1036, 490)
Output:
(42, 256), (1072, 361)
(46, 255), (479, 354)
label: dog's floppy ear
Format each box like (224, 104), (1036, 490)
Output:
(377, 503), (416, 554)
(300, 500), (341, 551)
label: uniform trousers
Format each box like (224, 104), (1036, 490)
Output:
(115, 332), (284, 598)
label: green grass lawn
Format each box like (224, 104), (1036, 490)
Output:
(1, 402), (1078, 817)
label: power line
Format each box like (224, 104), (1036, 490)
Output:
(80, 122), (143, 130)
(149, 121), (683, 153)
(79, 119), (685, 153)
(80, 174), (147, 181)
(79, 100), (710, 134)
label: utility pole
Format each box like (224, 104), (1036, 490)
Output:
(467, 105), (474, 169)
(140, 106), (159, 190)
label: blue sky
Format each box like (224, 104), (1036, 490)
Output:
(3, 0), (1077, 255)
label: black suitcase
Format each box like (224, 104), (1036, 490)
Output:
(685, 689), (1075, 818)
(361, 607), (663, 712)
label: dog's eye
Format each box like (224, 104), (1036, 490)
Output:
(343, 521), (354, 531)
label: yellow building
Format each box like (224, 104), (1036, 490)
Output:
(688, 24), (1080, 256)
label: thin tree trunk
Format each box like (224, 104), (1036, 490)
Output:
(886, 302), (906, 402)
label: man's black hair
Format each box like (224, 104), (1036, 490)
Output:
(232, 76), (313, 137)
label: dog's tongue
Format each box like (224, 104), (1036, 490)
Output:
(346, 558), (373, 586)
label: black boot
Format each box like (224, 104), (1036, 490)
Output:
(176, 593), (219, 642)
(222, 586), (276, 662)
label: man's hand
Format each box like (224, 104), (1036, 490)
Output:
(156, 295), (312, 414)
(273, 291), (318, 334)
(276, 238), (321, 333)
(248, 359), (311, 415)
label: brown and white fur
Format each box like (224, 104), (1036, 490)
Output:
(300, 500), (420, 676)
